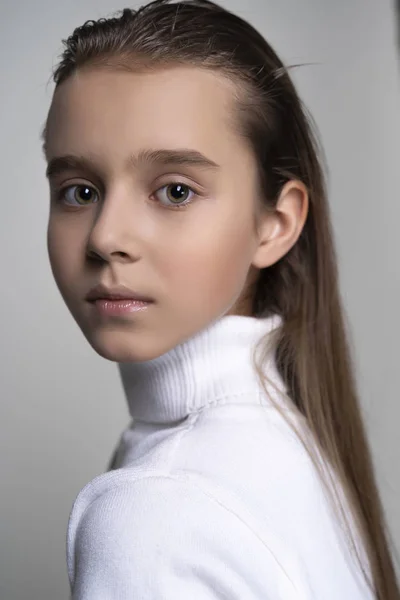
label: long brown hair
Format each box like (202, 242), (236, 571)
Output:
(44, 1), (399, 597)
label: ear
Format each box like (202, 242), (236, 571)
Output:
(251, 180), (309, 269)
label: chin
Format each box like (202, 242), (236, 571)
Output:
(83, 328), (173, 364)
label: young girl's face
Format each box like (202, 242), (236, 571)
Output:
(45, 65), (266, 362)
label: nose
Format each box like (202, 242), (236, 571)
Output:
(86, 189), (140, 264)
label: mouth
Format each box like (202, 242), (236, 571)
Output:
(85, 284), (154, 316)
(90, 298), (152, 317)
(85, 283), (155, 303)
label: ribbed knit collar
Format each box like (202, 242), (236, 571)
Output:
(118, 313), (284, 424)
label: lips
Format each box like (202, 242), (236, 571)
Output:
(85, 283), (154, 303)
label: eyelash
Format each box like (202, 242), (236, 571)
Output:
(55, 181), (200, 210)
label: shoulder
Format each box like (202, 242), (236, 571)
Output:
(173, 408), (373, 598)
(70, 473), (304, 598)
(69, 459), (373, 600)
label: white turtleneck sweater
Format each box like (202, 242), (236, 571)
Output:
(67, 314), (374, 599)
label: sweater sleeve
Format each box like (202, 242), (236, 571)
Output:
(70, 475), (304, 600)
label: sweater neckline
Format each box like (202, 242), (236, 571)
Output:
(118, 313), (284, 424)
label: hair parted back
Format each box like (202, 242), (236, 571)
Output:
(47, 1), (400, 597)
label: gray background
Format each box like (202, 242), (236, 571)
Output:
(1, 0), (399, 598)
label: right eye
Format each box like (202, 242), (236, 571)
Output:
(58, 184), (99, 206)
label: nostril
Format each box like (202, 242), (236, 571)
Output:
(87, 250), (104, 261)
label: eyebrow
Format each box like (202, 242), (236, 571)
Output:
(45, 148), (220, 178)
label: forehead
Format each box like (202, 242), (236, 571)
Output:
(45, 66), (250, 167)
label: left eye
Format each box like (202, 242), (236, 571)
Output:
(155, 183), (195, 208)
(61, 185), (99, 206)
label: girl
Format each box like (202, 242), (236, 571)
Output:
(42, 0), (399, 598)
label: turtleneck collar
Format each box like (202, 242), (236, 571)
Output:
(118, 313), (284, 425)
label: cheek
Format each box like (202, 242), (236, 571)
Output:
(47, 219), (84, 290)
(159, 218), (255, 303)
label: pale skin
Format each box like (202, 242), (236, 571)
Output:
(45, 65), (308, 363)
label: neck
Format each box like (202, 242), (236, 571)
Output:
(118, 313), (284, 425)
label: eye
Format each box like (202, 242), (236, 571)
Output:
(59, 184), (99, 206)
(154, 182), (195, 208)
